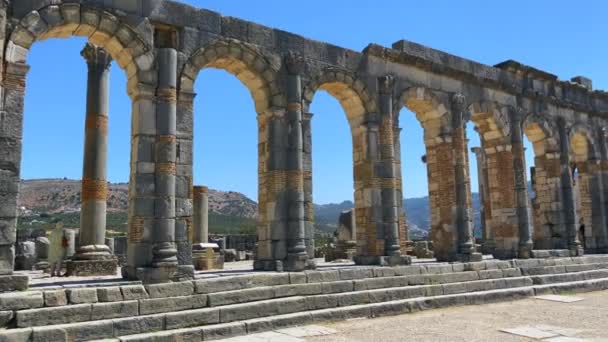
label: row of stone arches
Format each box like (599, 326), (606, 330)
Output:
(2, 2), (607, 282)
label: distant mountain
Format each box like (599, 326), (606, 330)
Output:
(19, 178), (530, 239)
(18, 179), (256, 219)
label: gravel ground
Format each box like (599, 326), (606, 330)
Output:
(308, 291), (608, 342)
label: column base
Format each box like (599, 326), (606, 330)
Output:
(66, 259), (118, 277)
(354, 255), (412, 266)
(122, 264), (178, 284)
(518, 243), (533, 259)
(570, 246), (585, 257)
(457, 252), (483, 263)
(174, 265), (195, 282)
(253, 257), (316, 272)
(0, 274), (29, 293)
(481, 240), (496, 255)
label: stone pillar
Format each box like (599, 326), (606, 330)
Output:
(378, 75), (401, 258)
(127, 47), (180, 282)
(254, 54), (314, 272)
(0, 61), (30, 291)
(511, 108), (533, 258)
(69, 44), (116, 276)
(451, 94), (480, 262)
(471, 147), (494, 254)
(577, 158), (606, 252)
(557, 118), (583, 256)
(394, 125), (409, 253)
(254, 109), (287, 271)
(192, 186), (209, 244)
(302, 112), (315, 258)
(284, 54), (309, 271)
(597, 127), (608, 252)
(175, 90), (196, 274)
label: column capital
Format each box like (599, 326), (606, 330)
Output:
(284, 52), (307, 75)
(81, 43), (112, 70)
(363, 112), (381, 127)
(451, 93), (469, 128)
(378, 75), (395, 95)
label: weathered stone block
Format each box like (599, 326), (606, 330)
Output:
(0, 310), (14, 328)
(165, 307), (220, 330)
(92, 301), (139, 320)
(0, 291), (43, 311)
(112, 315), (164, 337)
(139, 294), (207, 315)
(97, 287), (123, 302)
(0, 328), (33, 342)
(121, 285), (149, 300)
(194, 275), (253, 294)
(43, 290), (67, 307)
(0, 274), (28, 292)
(321, 281), (354, 294)
(16, 304), (92, 328)
(66, 288), (98, 304)
(208, 287), (274, 307)
(145, 281), (194, 298)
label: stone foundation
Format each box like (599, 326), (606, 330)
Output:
(65, 259), (117, 277)
(0, 274), (28, 293)
(354, 255), (412, 266)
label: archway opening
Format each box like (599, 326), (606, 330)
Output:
(524, 119), (562, 249)
(466, 121), (487, 240)
(17, 37), (131, 271)
(309, 91), (355, 258)
(303, 74), (370, 259)
(570, 132), (592, 250)
(192, 68), (258, 240)
(397, 107), (430, 241)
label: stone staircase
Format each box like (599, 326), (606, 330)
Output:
(2, 255), (608, 342)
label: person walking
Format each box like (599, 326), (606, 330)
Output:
(48, 219), (67, 277)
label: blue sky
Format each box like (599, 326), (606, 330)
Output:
(21, 1), (607, 204)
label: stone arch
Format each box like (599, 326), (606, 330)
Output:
(179, 38), (281, 114)
(302, 67), (376, 128)
(468, 101), (511, 142)
(6, 3), (153, 94)
(523, 113), (559, 156)
(569, 123), (598, 163)
(397, 87), (450, 141)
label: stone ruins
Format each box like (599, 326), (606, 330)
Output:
(0, 0), (607, 309)
(1, 0), (608, 282)
(0, 1), (608, 340)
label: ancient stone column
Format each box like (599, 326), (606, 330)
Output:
(451, 94), (479, 261)
(471, 147), (493, 253)
(193, 186), (209, 244)
(597, 127), (608, 252)
(284, 53), (309, 271)
(148, 47), (179, 280)
(557, 117), (583, 256)
(73, 44), (113, 267)
(511, 108), (533, 258)
(378, 75), (401, 257)
(302, 112), (315, 258)
(0, 61), (30, 291)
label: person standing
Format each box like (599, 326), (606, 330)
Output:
(48, 219), (67, 277)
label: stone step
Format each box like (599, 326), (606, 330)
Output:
(3, 267), (524, 329)
(0, 275), (535, 341)
(520, 262), (608, 275)
(112, 278), (608, 342)
(530, 269), (608, 285)
(4, 273), (608, 342)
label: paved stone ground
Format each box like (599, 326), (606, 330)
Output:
(218, 291), (608, 342)
(305, 291), (608, 342)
